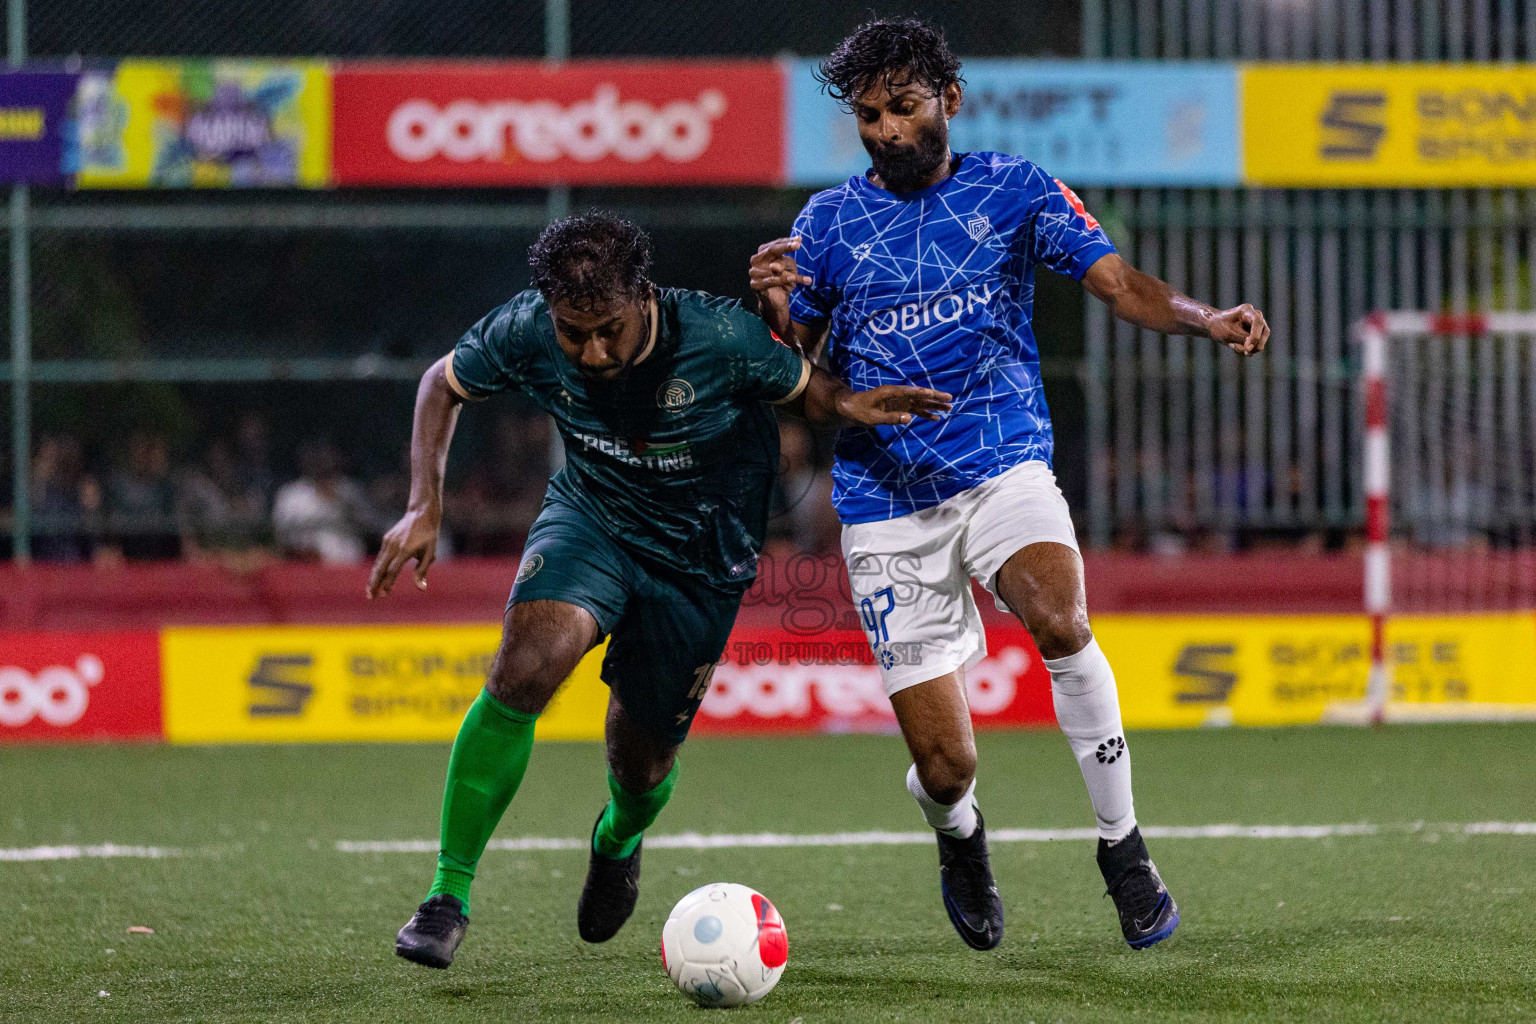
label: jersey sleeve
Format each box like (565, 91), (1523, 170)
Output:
(446, 302), (525, 401)
(723, 306), (812, 405)
(787, 200), (839, 325)
(1026, 173), (1117, 281)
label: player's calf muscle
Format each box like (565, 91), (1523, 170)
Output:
(485, 600), (599, 714)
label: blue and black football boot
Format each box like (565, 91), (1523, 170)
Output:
(935, 810), (1004, 950)
(1097, 826), (1180, 949)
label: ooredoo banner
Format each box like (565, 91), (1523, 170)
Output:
(332, 60), (784, 186)
(0, 631), (162, 742)
(693, 624), (1054, 735)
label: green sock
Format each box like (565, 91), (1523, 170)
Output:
(593, 760), (679, 860)
(427, 690), (539, 916)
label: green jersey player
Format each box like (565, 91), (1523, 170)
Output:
(368, 213), (949, 969)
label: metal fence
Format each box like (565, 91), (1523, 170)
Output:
(1079, 0), (1536, 548)
(8, 0), (1531, 557)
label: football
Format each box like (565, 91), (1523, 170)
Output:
(661, 882), (788, 1007)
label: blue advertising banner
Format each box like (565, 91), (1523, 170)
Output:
(0, 71), (80, 185)
(788, 60), (1240, 187)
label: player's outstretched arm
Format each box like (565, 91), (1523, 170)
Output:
(1081, 252), (1269, 356)
(367, 355), (465, 599)
(791, 365), (952, 429)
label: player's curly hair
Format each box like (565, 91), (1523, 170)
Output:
(816, 16), (964, 108)
(528, 212), (653, 311)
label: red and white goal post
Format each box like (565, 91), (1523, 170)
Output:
(1346, 311), (1536, 725)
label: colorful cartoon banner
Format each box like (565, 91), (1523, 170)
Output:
(74, 59), (331, 188)
(332, 60), (783, 186)
(787, 59), (1241, 187)
(1243, 64), (1536, 186)
(0, 71), (79, 185)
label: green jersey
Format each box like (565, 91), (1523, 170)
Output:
(448, 287), (811, 590)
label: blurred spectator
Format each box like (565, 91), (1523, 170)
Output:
(449, 412), (552, 555)
(105, 430), (180, 560)
(231, 411), (276, 515)
(31, 434), (102, 561)
(273, 439), (388, 563)
(769, 420), (840, 555)
(177, 439), (273, 562)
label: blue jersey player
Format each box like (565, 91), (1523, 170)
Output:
(751, 19), (1269, 952)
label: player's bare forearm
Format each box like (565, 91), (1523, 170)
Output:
(791, 365), (951, 429)
(1082, 252), (1270, 356)
(367, 356), (463, 599)
(406, 356), (464, 513)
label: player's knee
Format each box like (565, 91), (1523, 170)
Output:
(611, 751), (675, 795)
(913, 745), (977, 806)
(485, 643), (570, 715)
(1030, 605), (1093, 661)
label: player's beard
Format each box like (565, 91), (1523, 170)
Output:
(865, 119), (950, 193)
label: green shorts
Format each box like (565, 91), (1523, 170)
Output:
(509, 500), (743, 745)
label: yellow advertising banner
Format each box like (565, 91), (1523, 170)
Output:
(1243, 64), (1536, 186)
(1098, 612), (1536, 728)
(75, 59), (331, 188)
(162, 625), (609, 744)
(159, 614), (1536, 743)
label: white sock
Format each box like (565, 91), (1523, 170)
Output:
(906, 764), (978, 839)
(1045, 637), (1137, 842)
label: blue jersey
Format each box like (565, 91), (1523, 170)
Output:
(789, 151), (1116, 524)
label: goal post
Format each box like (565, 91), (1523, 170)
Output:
(1348, 311), (1536, 725)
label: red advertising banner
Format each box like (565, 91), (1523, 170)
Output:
(0, 632), (162, 742)
(332, 60), (783, 186)
(693, 624), (1055, 735)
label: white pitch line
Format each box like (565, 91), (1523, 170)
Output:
(0, 843), (181, 863)
(333, 821), (1536, 855)
(9, 822), (1535, 863)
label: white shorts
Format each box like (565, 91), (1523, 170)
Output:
(840, 460), (1080, 696)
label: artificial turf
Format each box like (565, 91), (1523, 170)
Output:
(4, 724), (1534, 1022)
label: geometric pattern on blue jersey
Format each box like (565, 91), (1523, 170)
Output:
(789, 151), (1116, 524)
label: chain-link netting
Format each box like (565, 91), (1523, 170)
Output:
(33, 0), (1077, 59)
(32, 0), (544, 59)
(568, 0), (1079, 58)
(11, 0), (1083, 563)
